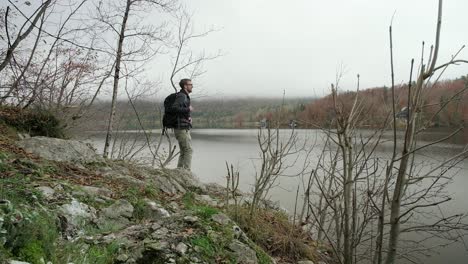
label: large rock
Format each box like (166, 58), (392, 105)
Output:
(211, 213), (231, 225)
(9, 261), (32, 264)
(36, 186), (55, 200)
(59, 199), (97, 238)
(98, 199), (134, 230)
(17, 136), (104, 163)
(101, 199), (134, 219)
(153, 169), (206, 195)
(229, 240), (258, 264)
(143, 199), (171, 219)
(195, 194), (218, 207)
(60, 199), (96, 226)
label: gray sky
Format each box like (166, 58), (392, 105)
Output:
(165, 0), (468, 98)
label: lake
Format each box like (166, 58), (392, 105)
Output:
(81, 128), (468, 264)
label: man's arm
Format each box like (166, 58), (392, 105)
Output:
(170, 93), (190, 113)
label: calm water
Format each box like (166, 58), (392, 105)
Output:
(82, 129), (468, 264)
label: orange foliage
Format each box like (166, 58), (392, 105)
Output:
(300, 77), (468, 128)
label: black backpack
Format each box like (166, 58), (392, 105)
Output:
(162, 92), (179, 132)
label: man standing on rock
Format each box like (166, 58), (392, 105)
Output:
(170, 78), (193, 171)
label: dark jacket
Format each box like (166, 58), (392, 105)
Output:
(170, 90), (191, 129)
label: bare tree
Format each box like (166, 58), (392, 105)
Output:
(225, 162), (241, 220)
(0, 0), (112, 128)
(101, 0), (175, 158)
(0, 0), (52, 74)
(301, 4), (468, 260)
(167, 8), (221, 93)
(384, 1), (468, 263)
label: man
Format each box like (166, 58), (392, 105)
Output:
(170, 78), (193, 170)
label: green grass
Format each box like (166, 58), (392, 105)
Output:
(191, 235), (215, 257)
(182, 192), (220, 220)
(182, 192), (238, 262)
(194, 205), (219, 220)
(0, 152), (11, 173)
(2, 209), (59, 264)
(190, 234), (236, 263)
(119, 186), (160, 222)
(132, 198), (152, 221)
(57, 242), (120, 264)
(248, 241), (273, 264)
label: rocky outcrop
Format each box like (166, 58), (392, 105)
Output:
(16, 136), (104, 163)
(3, 135), (323, 264)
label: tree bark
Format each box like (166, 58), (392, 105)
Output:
(103, 0), (132, 158)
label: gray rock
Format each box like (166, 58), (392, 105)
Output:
(211, 213), (231, 225)
(153, 169), (207, 195)
(298, 261), (315, 264)
(203, 183), (226, 195)
(9, 261), (31, 264)
(173, 169), (206, 193)
(229, 240), (258, 264)
(83, 236), (95, 244)
(183, 216), (198, 224)
(115, 253), (129, 262)
(195, 194), (218, 207)
(94, 197), (107, 204)
(153, 175), (185, 195)
(145, 240), (169, 251)
(80, 185), (113, 198)
(36, 186), (55, 199)
(17, 136), (104, 163)
(101, 199), (133, 219)
(97, 199), (134, 230)
(101, 233), (117, 244)
(176, 242), (188, 255)
(101, 172), (146, 188)
(168, 201), (179, 212)
(190, 256), (200, 262)
(59, 198), (96, 228)
(151, 222), (162, 231)
(151, 227), (169, 239)
(143, 199), (170, 219)
(233, 225), (248, 241)
(54, 184), (64, 192)
(17, 133), (30, 140)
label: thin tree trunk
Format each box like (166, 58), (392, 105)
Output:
(385, 2), (443, 263)
(103, 0), (131, 158)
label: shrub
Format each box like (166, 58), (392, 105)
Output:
(229, 205), (316, 262)
(0, 106), (64, 138)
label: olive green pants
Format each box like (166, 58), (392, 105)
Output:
(174, 129), (193, 170)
